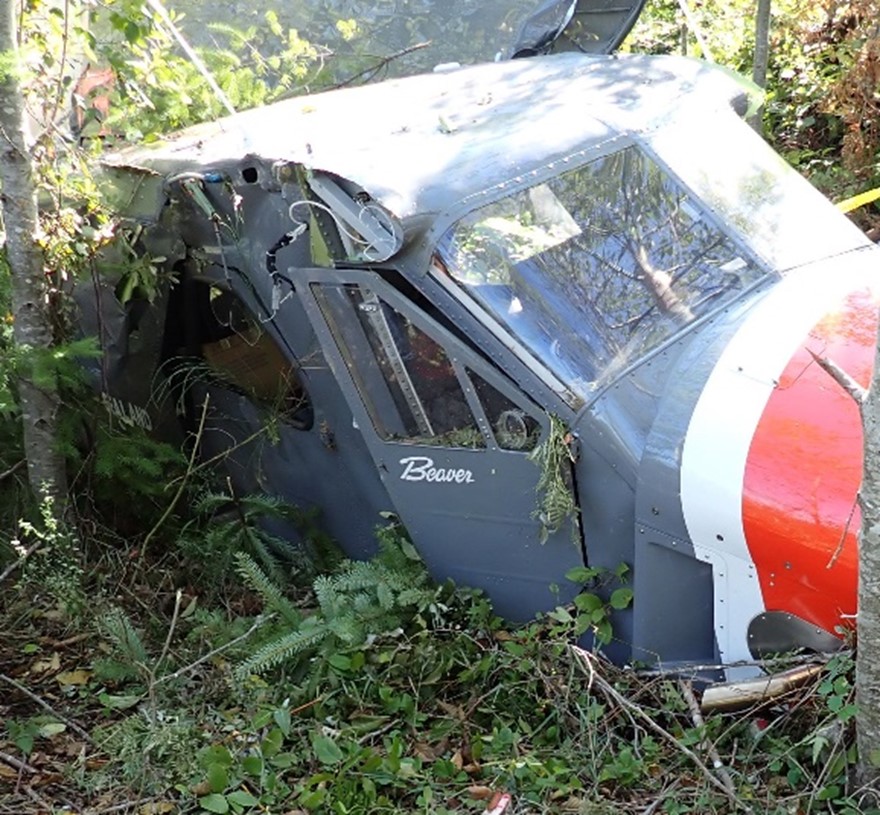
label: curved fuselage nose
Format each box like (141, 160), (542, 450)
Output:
(680, 247), (880, 663)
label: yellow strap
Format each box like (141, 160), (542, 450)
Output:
(836, 186), (880, 213)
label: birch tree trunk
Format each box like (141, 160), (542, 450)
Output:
(857, 334), (880, 793)
(0, 1), (68, 505)
(749, 0), (772, 133)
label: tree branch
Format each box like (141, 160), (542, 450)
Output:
(0, 459), (26, 482)
(0, 672), (96, 746)
(570, 646), (751, 811)
(0, 537), (42, 586)
(808, 349), (867, 408)
(0, 749), (37, 774)
(331, 40), (432, 89)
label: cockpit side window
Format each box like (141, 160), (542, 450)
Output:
(437, 146), (767, 398)
(313, 283), (486, 449)
(192, 282), (313, 428)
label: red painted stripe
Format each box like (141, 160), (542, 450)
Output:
(742, 287), (878, 634)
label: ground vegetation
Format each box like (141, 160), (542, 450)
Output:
(2, 1), (880, 813)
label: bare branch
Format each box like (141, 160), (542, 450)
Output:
(0, 459), (26, 482)
(331, 40), (432, 90)
(570, 646), (752, 812)
(0, 672), (96, 746)
(0, 538), (42, 586)
(679, 679), (737, 796)
(808, 348), (867, 407)
(0, 749), (37, 774)
(153, 613), (271, 686)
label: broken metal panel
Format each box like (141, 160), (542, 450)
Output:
(510, 0), (649, 57)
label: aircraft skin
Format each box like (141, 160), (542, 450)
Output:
(77, 47), (880, 676)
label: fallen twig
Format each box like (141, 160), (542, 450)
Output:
(0, 672), (96, 746)
(0, 749), (37, 774)
(154, 613), (271, 686)
(87, 797), (157, 814)
(0, 539), (41, 586)
(679, 679), (737, 796)
(23, 784), (55, 811)
(570, 646), (752, 812)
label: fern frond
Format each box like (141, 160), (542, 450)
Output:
(234, 623), (327, 678)
(397, 588), (435, 607)
(234, 551), (300, 626)
(101, 607), (149, 667)
(376, 581), (394, 611)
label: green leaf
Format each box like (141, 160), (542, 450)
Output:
(313, 734), (344, 765)
(98, 693), (141, 710)
(199, 793), (229, 814)
(574, 593), (603, 613)
(242, 755), (263, 776)
(610, 587), (634, 610)
(261, 728), (283, 758)
(300, 789), (325, 809)
(227, 790), (259, 807)
(565, 566), (600, 583)
(273, 706), (291, 737)
(12, 731), (34, 756)
(328, 654), (351, 671)
(594, 619), (613, 645)
(208, 762), (228, 794)
(838, 703), (858, 723)
(816, 784), (841, 801)
(201, 745), (233, 769)
(37, 722), (66, 738)
(399, 539), (421, 561)
(124, 21), (141, 44)
(812, 735), (829, 764)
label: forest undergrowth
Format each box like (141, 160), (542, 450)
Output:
(3, 1), (880, 813)
(0, 503), (871, 815)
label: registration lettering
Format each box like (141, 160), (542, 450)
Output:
(399, 456), (474, 484)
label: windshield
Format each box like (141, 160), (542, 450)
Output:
(647, 115), (870, 272)
(437, 145), (769, 399)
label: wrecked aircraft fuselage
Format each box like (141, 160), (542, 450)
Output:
(77, 51), (880, 672)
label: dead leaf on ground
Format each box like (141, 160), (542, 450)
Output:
(57, 669), (92, 686)
(30, 652), (61, 674)
(138, 803), (176, 814)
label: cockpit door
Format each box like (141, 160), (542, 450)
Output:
(298, 269), (585, 621)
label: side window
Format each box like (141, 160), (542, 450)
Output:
(314, 283), (485, 448)
(469, 371), (540, 452)
(197, 283), (312, 428)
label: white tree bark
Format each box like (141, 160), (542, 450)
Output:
(858, 332), (880, 792)
(749, 0), (772, 133)
(0, 0), (68, 504)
